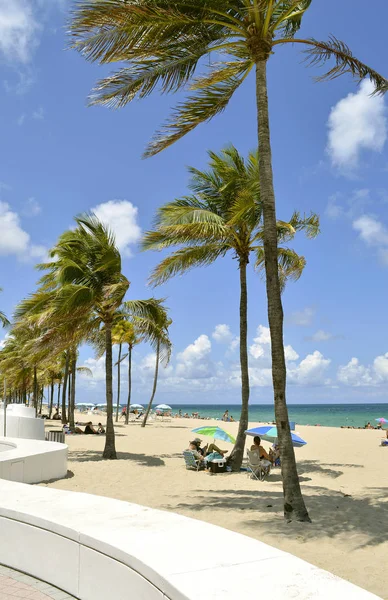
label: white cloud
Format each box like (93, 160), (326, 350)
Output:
(0, 0), (64, 65)
(289, 351), (331, 386)
(22, 197), (41, 217)
(327, 80), (387, 171)
(353, 214), (388, 246)
(176, 334), (213, 379)
(0, 0), (40, 63)
(92, 200), (142, 258)
(337, 357), (374, 387)
(212, 324), (233, 344)
(32, 106), (44, 120)
(288, 307), (315, 327)
(326, 189), (371, 220)
(373, 353), (388, 382)
(0, 200), (47, 260)
(306, 330), (337, 342)
(229, 336), (240, 352)
(353, 214), (388, 265)
(79, 357), (104, 387)
(17, 113), (26, 126)
(284, 345), (299, 361)
(337, 353), (388, 387)
(249, 325), (270, 359)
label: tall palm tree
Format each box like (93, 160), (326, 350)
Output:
(138, 302), (172, 428)
(112, 319), (142, 424)
(70, 0), (387, 520)
(143, 146), (318, 468)
(18, 214), (129, 458)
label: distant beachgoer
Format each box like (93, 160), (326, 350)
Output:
(97, 423), (105, 434)
(85, 421), (97, 435)
(365, 422), (373, 429)
(222, 410), (229, 422)
(230, 415), (235, 422)
(52, 409), (61, 420)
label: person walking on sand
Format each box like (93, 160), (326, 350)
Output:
(222, 410), (229, 422)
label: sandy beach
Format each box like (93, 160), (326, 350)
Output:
(41, 414), (388, 599)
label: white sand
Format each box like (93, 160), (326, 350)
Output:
(42, 414), (388, 599)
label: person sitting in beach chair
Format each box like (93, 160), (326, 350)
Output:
(251, 436), (271, 462)
(191, 438), (228, 458)
(84, 421), (98, 434)
(269, 442), (281, 467)
(183, 443), (207, 471)
(246, 449), (271, 481)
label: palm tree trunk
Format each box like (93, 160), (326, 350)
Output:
(255, 59), (310, 522)
(142, 341), (160, 428)
(115, 343), (122, 422)
(67, 372), (72, 416)
(57, 382), (61, 412)
(49, 379), (54, 418)
(69, 351), (76, 430)
(33, 366), (38, 415)
(61, 352), (70, 424)
(125, 344), (132, 425)
(230, 258), (250, 471)
(103, 321), (116, 459)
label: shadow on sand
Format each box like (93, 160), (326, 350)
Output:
(68, 449), (166, 467)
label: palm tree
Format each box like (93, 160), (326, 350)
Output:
(143, 146), (318, 467)
(136, 301), (172, 428)
(112, 319), (142, 424)
(70, 0), (387, 520)
(19, 214), (129, 458)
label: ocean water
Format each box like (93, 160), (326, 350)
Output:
(166, 403), (388, 429)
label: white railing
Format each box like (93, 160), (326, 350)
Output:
(0, 478), (381, 600)
(0, 437), (67, 483)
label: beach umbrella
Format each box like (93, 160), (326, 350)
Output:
(375, 418), (388, 424)
(155, 404), (172, 411)
(96, 403), (107, 408)
(130, 404), (144, 410)
(76, 403), (94, 407)
(245, 426), (307, 448)
(192, 426), (236, 444)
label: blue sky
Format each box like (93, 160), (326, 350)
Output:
(1, 0), (388, 405)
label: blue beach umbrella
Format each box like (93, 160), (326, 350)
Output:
(245, 426), (307, 447)
(375, 418), (388, 424)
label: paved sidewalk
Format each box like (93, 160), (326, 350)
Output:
(0, 565), (76, 599)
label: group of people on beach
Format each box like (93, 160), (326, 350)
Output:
(63, 421), (105, 435)
(186, 434), (280, 471)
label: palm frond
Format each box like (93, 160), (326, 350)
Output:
(289, 211), (320, 238)
(148, 244), (227, 286)
(293, 36), (388, 94)
(0, 311), (10, 328)
(89, 47), (209, 108)
(144, 69), (250, 157)
(255, 246), (306, 291)
(271, 0), (312, 38)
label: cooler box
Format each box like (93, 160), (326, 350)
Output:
(208, 459), (227, 474)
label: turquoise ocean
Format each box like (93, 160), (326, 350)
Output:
(166, 403), (388, 428)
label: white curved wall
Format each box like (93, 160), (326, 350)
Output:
(0, 479), (381, 600)
(0, 437), (67, 483)
(0, 404), (45, 440)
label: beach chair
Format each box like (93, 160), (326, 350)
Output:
(246, 450), (271, 481)
(183, 450), (203, 471)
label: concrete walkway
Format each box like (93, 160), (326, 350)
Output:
(0, 566), (76, 600)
